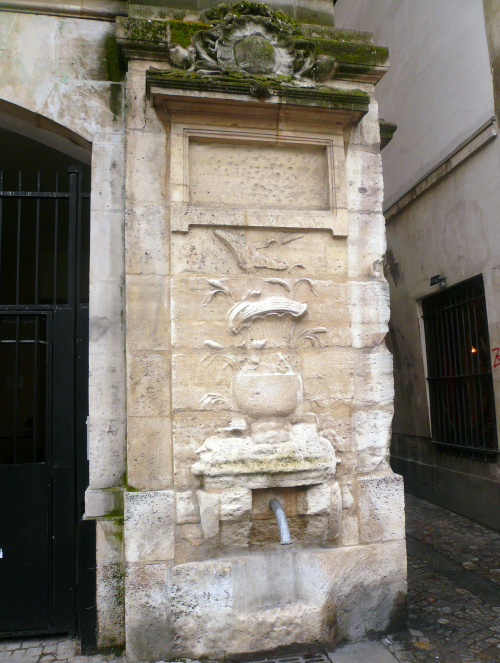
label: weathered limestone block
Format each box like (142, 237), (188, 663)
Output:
(125, 543), (406, 661)
(197, 490), (220, 539)
(350, 280), (390, 349)
(176, 491), (199, 525)
(297, 483), (331, 516)
(327, 481), (343, 539)
(353, 408), (392, 473)
(124, 491), (175, 563)
(88, 418), (126, 489)
(125, 205), (169, 276)
(220, 489), (252, 521)
(127, 416), (172, 491)
(358, 474), (405, 543)
(126, 275), (170, 353)
(85, 488), (123, 518)
(125, 129), (167, 205)
(221, 521), (252, 548)
(125, 564), (171, 663)
(353, 348), (394, 407)
(345, 148), (384, 213)
(96, 520), (125, 649)
(347, 212), (386, 279)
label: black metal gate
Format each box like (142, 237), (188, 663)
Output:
(423, 275), (498, 460)
(0, 165), (90, 636)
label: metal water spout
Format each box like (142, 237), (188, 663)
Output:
(269, 499), (293, 545)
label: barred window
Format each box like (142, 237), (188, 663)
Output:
(422, 275), (497, 460)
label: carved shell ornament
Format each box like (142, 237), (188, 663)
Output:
(168, 1), (338, 90)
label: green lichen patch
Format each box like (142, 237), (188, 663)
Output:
(108, 83), (123, 121)
(104, 34), (126, 83)
(117, 17), (169, 44)
(301, 25), (373, 44)
(169, 19), (209, 48)
(380, 119), (397, 149)
(295, 6), (335, 28)
(312, 39), (389, 66)
(146, 67), (370, 111)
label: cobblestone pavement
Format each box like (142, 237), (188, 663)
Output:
(383, 494), (500, 663)
(1, 493), (500, 663)
(0, 637), (125, 663)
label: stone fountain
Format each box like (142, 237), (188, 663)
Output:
(118, 3), (407, 661)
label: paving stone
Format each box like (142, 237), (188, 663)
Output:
(328, 640), (399, 662)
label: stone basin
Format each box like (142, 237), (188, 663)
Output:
(232, 372), (302, 418)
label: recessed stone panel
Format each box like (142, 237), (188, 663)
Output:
(189, 140), (329, 210)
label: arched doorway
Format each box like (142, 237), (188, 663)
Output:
(0, 127), (91, 638)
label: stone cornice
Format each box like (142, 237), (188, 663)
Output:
(116, 16), (389, 84)
(0, 0), (127, 20)
(146, 68), (370, 119)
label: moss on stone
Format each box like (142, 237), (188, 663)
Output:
(295, 6), (335, 28)
(120, 17), (169, 43)
(301, 26), (373, 43)
(108, 83), (123, 121)
(312, 38), (389, 66)
(146, 68), (370, 110)
(104, 34), (125, 82)
(169, 19), (209, 47)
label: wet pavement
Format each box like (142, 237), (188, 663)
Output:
(383, 494), (500, 662)
(1, 493), (500, 662)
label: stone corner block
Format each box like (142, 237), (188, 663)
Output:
(85, 487), (124, 519)
(125, 563), (172, 663)
(124, 490), (175, 563)
(358, 474), (405, 544)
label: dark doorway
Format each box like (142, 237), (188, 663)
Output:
(0, 129), (91, 637)
(422, 275), (498, 461)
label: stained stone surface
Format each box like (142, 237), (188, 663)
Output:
(189, 141), (329, 209)
(118, 4), (404, 660)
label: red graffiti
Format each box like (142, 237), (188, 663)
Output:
(493, 348), (500, 368)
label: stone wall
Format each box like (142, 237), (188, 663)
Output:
(0, 10), (127, 649)
(120, 5), (406, 660)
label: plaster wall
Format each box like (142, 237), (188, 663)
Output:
(0, 11), (126, 648)
(384, 138), (500, 527)
(334, 0), (495, 209)
(334, 0), (500, 530)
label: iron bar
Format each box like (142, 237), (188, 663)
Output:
(53, 174), (58, 306)
(0, 172), (3, 292)
(13, 315), (19, 463)
(35, 173), (40, 306)
(423, 276), (497, 457)
(0, 191), (70, 198)
(16, 172), (21, 306)
(33, 315), (39, 462)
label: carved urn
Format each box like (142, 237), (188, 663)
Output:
(232, 372), (303, 418)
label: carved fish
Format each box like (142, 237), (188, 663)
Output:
(226, 296), (307, 334)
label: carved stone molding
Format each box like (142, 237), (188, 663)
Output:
(169, 127), (348, 235)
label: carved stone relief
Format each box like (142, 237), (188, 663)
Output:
(190, 231), (340, 541)
(167, 2), (337, 88)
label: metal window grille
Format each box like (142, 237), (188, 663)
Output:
(0, 168), (90, 466)
(422, 275), (498, 460)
